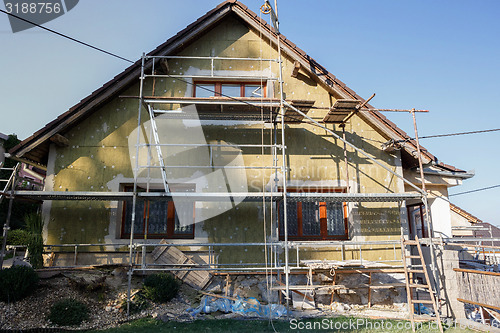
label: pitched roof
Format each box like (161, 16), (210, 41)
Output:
(450, 203), (482, 223)
(10, 0), (457, 170)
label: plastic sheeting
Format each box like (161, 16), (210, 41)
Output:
(187, 295), (287, 319)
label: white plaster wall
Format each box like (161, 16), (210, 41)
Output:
(450, 210), (474, 237)
(429, 190), (452, 237)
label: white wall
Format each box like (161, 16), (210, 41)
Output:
(428, 187), (452, 237)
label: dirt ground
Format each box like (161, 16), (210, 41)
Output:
(0, 267), (414, 331)
(0, 267), (196, 330)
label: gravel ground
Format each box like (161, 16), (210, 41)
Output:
(0, 270), (195, 331)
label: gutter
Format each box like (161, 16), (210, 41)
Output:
(418, 168), (475, 180)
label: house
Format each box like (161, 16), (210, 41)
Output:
(0, 132), (45, 190)
(8, 0), (472, 268)
(450, 203), (500, 246)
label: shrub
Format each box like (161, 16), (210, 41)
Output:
(0, 265), (39, 302)
(6, 229), (30, 245)
(48, 298), (89, 326)
(25, 212), (44, 269)
(119, 290), (149, 314)
(0, 229), (30, 246)
(143, 273), (179, 303)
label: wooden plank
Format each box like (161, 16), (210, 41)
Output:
(457, 298), (500, 310)
(454, 268), (500, 277)
(368, 272), (372, 308)
(291, 60), (301, 78)
(159, 59), (169, 74)
(49, 134), (69, 147)
(323, 99), (358, 123)
(151, 239), (169, 260)
(411, 300), (434, 304)
(152, 240), (211, 290)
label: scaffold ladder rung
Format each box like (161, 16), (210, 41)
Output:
(146, 105), (169, 193)
(402, 236), (443, 333)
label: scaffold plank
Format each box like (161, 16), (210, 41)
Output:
(10, 190), (422, 202)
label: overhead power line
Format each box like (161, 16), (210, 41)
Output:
(0, 9), (135, 63)
(449, 184), (500, 197)
(398, 128), (500, 143)
(1, 8), (314, 124)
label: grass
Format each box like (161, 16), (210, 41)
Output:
(95, 316), (475, 332)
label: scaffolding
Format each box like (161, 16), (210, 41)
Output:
(0, 4), (448, 323)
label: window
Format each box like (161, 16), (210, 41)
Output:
(194, 81), (265, 98)
(279, 189), (348, 240)
(121, 186), (194, 239)
(407, 203), (427, 239)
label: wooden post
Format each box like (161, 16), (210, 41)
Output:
(225, 273), (230, 297)
(368, 272), (372, 308)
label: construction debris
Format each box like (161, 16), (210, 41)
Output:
(152, 240), (211, 290)
(187, 294), (287, 319)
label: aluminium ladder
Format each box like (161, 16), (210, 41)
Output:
(402, 236), (443, 333)
(146, 105), (169, 193)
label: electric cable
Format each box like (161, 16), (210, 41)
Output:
(449, 184), (500, 197)
(397, 128), (500, 143)
(0, 9), (134, 64)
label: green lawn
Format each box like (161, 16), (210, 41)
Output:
(96, 317), (475, 332)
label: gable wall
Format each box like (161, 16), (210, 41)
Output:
(43, 14), (405, 263)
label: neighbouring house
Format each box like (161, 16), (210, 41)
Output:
(0, 132), (45, 190)
(450, 203), (500, 246)
(8, 0), (473, 269)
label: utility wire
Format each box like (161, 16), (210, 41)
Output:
(449, 184), (500, 197)
(7, 5), (496, 141)
(0, 8), (428, 131)
(0, 8), (323, 125)
(397, 128), (500, 143)
(0, 9), (135, 63)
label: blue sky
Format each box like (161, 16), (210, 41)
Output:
(1, 0), (499, 226)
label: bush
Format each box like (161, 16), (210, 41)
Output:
(143, 273), (179, 303)
(0, 265), (39, 302)
(6, 229), (30, 245)
(25, 212), (44, 269)
(48, 298), (89, 326)
(120, 290), (149, 314)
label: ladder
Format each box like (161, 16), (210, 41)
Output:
(402, 236), (443, 333)
(146, 105), (169, 193)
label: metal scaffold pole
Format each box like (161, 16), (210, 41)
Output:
(272, 0), (290, 309)
(0, 164), (19, 269)
(127, 53), (146, 317)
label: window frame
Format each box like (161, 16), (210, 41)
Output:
(193, 81), (267, 98)
(407, 203), (427, 239)
(278, 188), (349, 241)
(120, 186), (195, 239)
